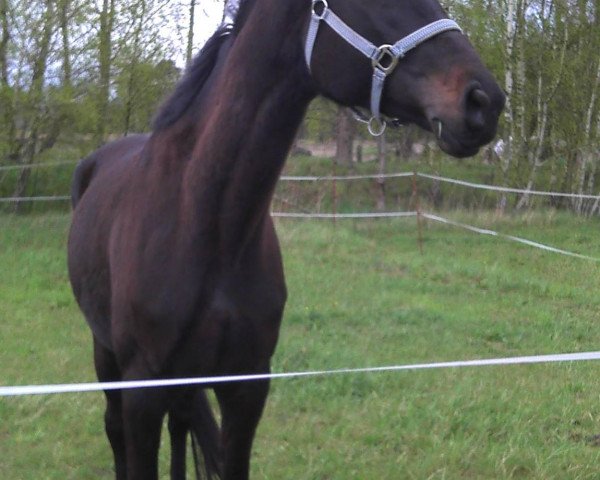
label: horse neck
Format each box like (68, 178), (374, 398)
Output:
(184, 1), (314, 262)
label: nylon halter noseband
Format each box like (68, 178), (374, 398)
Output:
(305, 0), (462, 136)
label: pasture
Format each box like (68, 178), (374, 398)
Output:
(2, 212), (600, 479)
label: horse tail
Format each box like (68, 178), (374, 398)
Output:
(190, 388), (222, 479)
(70, 155), (97, 209)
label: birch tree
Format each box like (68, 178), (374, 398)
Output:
(496, 0), (520, 211)
(517, 0), (569, 209)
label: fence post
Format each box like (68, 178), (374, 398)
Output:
(332, 159), (338, 227)
(412, 172), (424, 254)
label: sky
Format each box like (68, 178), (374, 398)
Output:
(196, 1), (225, 46)
(163, 1), (240, 66)
(160, 1), (224, 67)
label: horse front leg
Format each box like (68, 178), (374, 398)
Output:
(215, 376), (270, 480)
(104, 390), (128, 480)
(93, 338), (127, 480)
(121, 383), (168, 480)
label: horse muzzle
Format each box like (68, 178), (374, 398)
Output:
(427, 79), (506, 158)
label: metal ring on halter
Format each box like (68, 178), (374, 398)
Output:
(368, 117), (387, 137)
(372, 45), (399, 75)
(312, 0), (329, 19)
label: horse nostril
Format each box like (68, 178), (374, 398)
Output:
(465, 86), (490, 131)
(470, 88), (491, 109)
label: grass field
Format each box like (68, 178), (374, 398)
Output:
(2, 212), (600, 479)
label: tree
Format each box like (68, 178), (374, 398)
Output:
(116, 60), (180, 133)
(59, 0), (73, 87)
(0, 0), (12, 164)
(186, 0), (196, 66)
(11, 0), (56, 211)
(0, 0), (8, 84)
(95, 0), (116, 146)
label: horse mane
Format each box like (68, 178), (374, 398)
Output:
(232, 0), (259, 34)
(152, 26), (232, 131)
(152, 0), (260, 131)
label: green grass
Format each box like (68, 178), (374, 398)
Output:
(2, 212), (600, 479)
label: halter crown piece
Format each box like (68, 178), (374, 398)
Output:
(305, 0), (462, 136)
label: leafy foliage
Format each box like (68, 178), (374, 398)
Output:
(0, 0), (598, 212)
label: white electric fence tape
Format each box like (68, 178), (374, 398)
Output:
(279, 172), (414, 182)
(280, 171), (600, 200)
(272, 211), (417, 219)
(417, 173), (600, 200)
(0, 160), (78, 172)
(2, 171), (600, 201)
(3, 351), (600, 397)
(423, 213), (600, 262)
(272, 210), (600, 262)
(0, 196), (70, 203)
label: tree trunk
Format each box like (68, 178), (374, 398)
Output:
(0, 0), (15, 167)
(187, 0), (196, 67)
(517, 9), (567, 210)
(95, 0), (116, 146)
(498, 0), (518, 212)
(515, 99), (548, 210)
(580, 59), (600, 215)
(0, 0), (8, 84)
(59, 0), (72, 87)
(12, 126), (39, 213)
(12, 0), (55, 212)
(123, 0), (147, 136)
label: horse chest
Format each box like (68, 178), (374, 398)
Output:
(191, 275), (287, 374)
(112, 262), (286, 375)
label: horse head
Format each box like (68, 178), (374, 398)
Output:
(306, 0), (505, 157)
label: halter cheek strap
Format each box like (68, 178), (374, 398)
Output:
(305, 0), (462, 136)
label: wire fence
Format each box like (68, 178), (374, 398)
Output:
(0, 160), (78, 172)
(0, 167), (600, 397)
(3, 168), (600, 200)
(279, 171), (600, 200)
(3, 165), (600, 200)
(1, 167), (599, 259)
(2, 167), (600, 397)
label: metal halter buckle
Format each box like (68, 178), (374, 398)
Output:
(368, 117), (387, 137)
(312, 0), (329, 19)
(372, 45), (399, 75)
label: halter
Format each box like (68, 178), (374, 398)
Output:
(305, 0), (462, 136)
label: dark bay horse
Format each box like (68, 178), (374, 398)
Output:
(67, 1), (505, 478)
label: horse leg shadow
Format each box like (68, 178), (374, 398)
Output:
(168, 407), (189, 480)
